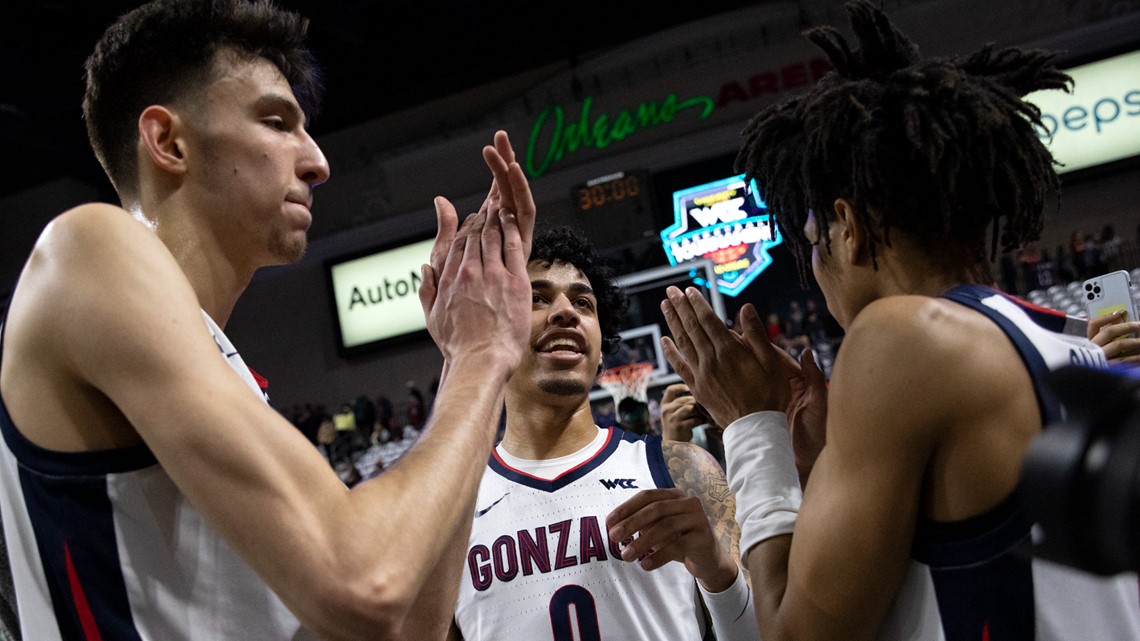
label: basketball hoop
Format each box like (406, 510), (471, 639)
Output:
(597, 362), (655, 407)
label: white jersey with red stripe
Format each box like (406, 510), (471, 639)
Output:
(454, 426), (710, 641)
(0, 311), (314, 640)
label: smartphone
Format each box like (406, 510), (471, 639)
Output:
(1082, 270), (1138, 339)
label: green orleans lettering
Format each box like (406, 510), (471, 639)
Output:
(526, 94), (714, 178)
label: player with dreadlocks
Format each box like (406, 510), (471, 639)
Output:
(609, 2), (1140, 640)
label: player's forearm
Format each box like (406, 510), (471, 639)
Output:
(352, 354), (505, 542)
(399, 511), (475, 641)
(305, 354), (509, 635)
(701, 565), (762, 641)
(721, 410), (802, 639)
(746, 535), (794, 640)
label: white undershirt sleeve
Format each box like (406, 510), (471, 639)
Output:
(698, 565), (760, 641)
(722, 411), (802, 564)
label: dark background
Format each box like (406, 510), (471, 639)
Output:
(0, 0), (764, 202)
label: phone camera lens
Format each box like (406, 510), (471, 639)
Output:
(1085, 284), (1093, 291)
(1094, 286), (1101, 294)
(1087, 292), (1095, 300)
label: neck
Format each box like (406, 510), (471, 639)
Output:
(134, 194), (257, 327)
(869, 240), (990, 300)
(501, 390), (600, 460)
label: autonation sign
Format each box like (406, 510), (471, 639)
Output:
(1027, 48), (1140, 174)
(660, 175), (782, 297)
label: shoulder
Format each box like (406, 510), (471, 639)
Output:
(830, 294), (1030, 447)
(841, 294), (1016, 376)
(7, 202), (199, 362)
(27, 203), (164, 276)
(11, 203), (180, 321)
(41, 202), (144, 241)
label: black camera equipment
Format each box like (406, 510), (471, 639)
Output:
(1021, 363), (1140, 575)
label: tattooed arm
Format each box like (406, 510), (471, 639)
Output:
(606, 440), (742, 590)
(662, 440), (744, 579)
(607, 440), (759, 640)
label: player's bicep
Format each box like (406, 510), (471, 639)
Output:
(42, 208), (251, 442)
(664, 441), (741, 563)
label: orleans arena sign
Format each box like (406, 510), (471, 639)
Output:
(523, 57), (832, 179)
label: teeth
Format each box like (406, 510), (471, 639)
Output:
(541, 338), (580, 353)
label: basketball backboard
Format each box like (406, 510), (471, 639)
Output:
(589, 258), (725, 404)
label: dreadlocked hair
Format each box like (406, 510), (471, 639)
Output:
(735, 0), (1072, 283)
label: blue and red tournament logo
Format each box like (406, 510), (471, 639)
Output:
(660, 175), (782, 297)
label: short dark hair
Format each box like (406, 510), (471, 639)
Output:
(736, 0), (1071, 282)
(83, 0), (323, 196)
(530, 226), (629, 353)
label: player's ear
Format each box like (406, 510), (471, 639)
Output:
(138, 105), (188, 176)
(831, 197), (869, 266)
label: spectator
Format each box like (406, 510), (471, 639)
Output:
(785, 299), (806, 337)
(404, 385), (427, 439)
(659, 383), (726, 470)
(1100, 223), (1122, 272)
(1018, 242), (1042, 291)
(372, 395), (397, 445)
(803, 298), (829, 347)
(1036, 248), (1057, 290)
(1084, 232), (1106, 278)
(765, 312), (784, 344)
(999, 249), (1019, 293)
(1069, 229), (1087, 279)
(617, 397), (653, 435)
(1055, 243), (1077, 283)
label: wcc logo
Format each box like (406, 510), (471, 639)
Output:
(600, 479), (638, 490)
(660, 175), (782, 297)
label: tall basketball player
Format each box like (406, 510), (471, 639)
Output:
(631, 2), (1140, 640)
(448, 226), (760, 640)
(0, 1), (534, 638)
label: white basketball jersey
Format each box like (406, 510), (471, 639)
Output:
(0, 311), (314, 640)
(454, 427), (710, 641)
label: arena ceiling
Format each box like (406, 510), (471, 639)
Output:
(0, 0), (762, 202)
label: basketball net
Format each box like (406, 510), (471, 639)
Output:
(596, 362), (654, 406)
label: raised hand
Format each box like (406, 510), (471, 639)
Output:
(659, 383), (705, 442)
(775, 347), (828, 482)
(418, 130), (535, 364)
(659, 286), (791, 429)
(480, 130), (535, 259)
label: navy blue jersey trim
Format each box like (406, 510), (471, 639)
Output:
(940, 284), (1061, 423)
(645, 435), (675, 489)
(488, 428), (625, 492)
(0, 401), (156, 477)
(20, 466), (145, 640)
(912, 490), (1033, 568)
